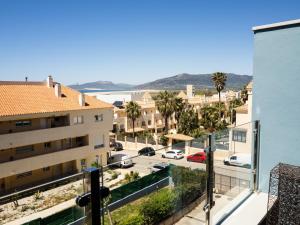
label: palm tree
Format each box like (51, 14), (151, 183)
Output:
(154, 91), (176, 134)
(125, 101), (141, 137)
(241, 85), (248, 103)
(178, 105), (199, 136)
(200, 104), (228, 132)
(174, 97), (185, 123)
(212, 72), (227, 120)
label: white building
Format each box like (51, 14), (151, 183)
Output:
(228, 81), (253, 154)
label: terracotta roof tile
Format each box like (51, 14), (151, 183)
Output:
(0, 81), (112, 117)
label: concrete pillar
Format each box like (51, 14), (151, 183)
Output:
(168, 138), (172, 151)
(124, 136), (127, 148)
(185, 141), (191, 156)
(135, 136), (137, 150)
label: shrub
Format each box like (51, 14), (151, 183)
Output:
(170, 166), (206, 188)
(140, 189), (176, 225)
(117, 213), (144, 225)
(160, 135), (168, 146)
(21, 205), (29, 212)
(174, 184), (202, 209)
(34, 191), (43, 201)
(111, 171), (119, 180)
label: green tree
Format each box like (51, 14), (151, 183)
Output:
(212, 72), (227, 120)
(199, 105), (228, 132)
(241, 85), (248, 103)
(126, 101), (141, 137)
(154, 91), (176, 134)
(173, 97), (186, 123)
(229, 98), (244, 124)
(177, 106), (199, 136)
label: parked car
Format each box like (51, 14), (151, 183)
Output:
(138, 147), (155, 156)
(150, 162), (170, 173)
(109, 154), (133, 168)
(223, 154), (251, 168)
(187, 152), (206, 163)
(113, 142), (123, 151)
(162, 149), (184, 159)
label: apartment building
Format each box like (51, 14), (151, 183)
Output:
(113, 85), (237, 135)
(114, 92), (168, 134)
(0, 76), (113, 194)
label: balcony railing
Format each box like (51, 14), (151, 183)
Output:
(0, 115), (70, 135)
(0, 136), (89, 164)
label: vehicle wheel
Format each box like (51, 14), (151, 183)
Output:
(162, 155), (165, 158)
(187, 158), (190, 162)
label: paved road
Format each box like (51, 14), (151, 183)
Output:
(110, 148), (251, 179)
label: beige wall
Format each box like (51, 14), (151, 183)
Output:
(0, 107), (113, 189)
(2, 161), (76, 192)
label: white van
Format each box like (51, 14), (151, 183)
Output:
(109, 154), (133, 168)
(223, 154), (251, 168)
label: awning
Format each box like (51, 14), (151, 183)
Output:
(165, 133), (194, 141)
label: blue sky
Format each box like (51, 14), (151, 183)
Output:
(0, 0), (299, 85)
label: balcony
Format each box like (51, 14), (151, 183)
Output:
(0, 123), (87, 150)
(0, 144), (91, 179)
(0, 136), (89, 164)
(0, 115), (70, 135)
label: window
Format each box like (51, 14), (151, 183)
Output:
(43, 167), (50, 172)
(44, 142), (51, 149)
(94, 134), (105, 149)
(16, 145), (34, 154)
(232, 130), (247, 142)
(15, 120), (31, 127)
(148, 120), (151, 125)
(230, 156), (237, 160)
(73, 116), (83, 124)
(142, 121), (146, 126)
(17, 171), (32, 179)
(95, 114), (103, 122)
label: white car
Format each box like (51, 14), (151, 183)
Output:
(109, 154), (133, 168)
(223, 154), (251, 168)
(162, 149), (184, 159)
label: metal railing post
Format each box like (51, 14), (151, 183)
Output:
(205, 133), (215, 225)
(253, 120), (261, 191)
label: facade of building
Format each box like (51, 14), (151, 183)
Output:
(113, 85), (238, 135)
(0, 76), (113, 194)
(228, 81), (253, 154)
(252, 19), (300, 192)
(222, 19), (300, 224)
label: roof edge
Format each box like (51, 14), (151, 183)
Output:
(252, 19), (300, 33)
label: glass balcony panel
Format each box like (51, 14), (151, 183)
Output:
(212, 121), (256, 224)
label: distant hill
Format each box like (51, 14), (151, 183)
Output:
(135, 73), (252, 90)
(69, 73), (252, 91)
(69, 81), (134, 91)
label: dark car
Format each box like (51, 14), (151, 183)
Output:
(138, 147), (155, 156)
(114, 142), (123, 151)
(187, 152), (206, 163)
(150, 162), (169, 173)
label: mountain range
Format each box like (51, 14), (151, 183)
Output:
(69, 73), (252, 91)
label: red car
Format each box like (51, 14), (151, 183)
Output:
(187, 152), (206, 163)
